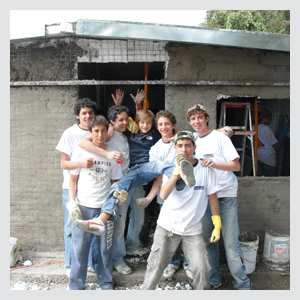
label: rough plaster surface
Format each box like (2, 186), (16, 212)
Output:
(10, 86), (78, 251)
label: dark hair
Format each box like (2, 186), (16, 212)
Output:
(108, 105), (129, 122)
(74, 98), (97, 116)
(88, 115), (109, 132)
(155, 110), (177, 126)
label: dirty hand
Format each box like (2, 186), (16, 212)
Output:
(173, 153), (186, 175)
(130, 89), (146, 106)
(66, 201), (82, 222)
(80, 158), (94, 168)
(201, 158), (215, 168)
(106, 151), (124, 162)
(217, 126), (233, 138)
(113, 190), (128, 205)
(279, 123), (290, 140)
(135, 197), (151, 208)
(111, 89), (124, 106)
(210, 215), (222, 243)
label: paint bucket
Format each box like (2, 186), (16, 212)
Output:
(262, 229), (290, 273)
(239, 232), (259, 274)
(10, 237), (20, 267)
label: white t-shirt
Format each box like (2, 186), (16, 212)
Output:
(252, 124), (277, 167)
(106, 130), (130, 175)
(158, 161), (220, 236)
(193, 130), (239, 198)
(70, 145), (123, 208)
(56, 124), (91, 189)
(149, 138), (177, 204)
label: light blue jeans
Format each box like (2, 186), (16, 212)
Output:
(62, 189), (96, 270)
(112, 184), (145, 267)
(101, 161), (175, 218)
(201, 197), (250, 290)
(68, 205), (114, 290)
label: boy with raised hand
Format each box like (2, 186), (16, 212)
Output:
(187, 104), (250, 290)
(141, 131), (221, 290)
(66, 115), (123, 290)
(55, 98), (123, 276)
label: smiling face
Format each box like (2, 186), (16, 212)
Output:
(175, 138), (196, 163)
(138, 118), (153, 134)
(90, 123), (108, 147)
(76, 107), (95, 130)
(188, 112), (210, 136)
(156, 116), (176, 141)
(111, 111), (129, 133)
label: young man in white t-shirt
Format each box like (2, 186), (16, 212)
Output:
(66, 115), (123, 290)
(141, 130), (221, 290)
(187, 104), (250, 290)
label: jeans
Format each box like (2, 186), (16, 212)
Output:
(68, 205), (114, 290)
(169, 252), (188, 266)
(257, 160), (277, 176)
(112, 184), (145, 267)
(142, 225), (211, 290)
(62, 189), (97, 270)
(201, 197), (250, 290)
(101, 161), (175, 218)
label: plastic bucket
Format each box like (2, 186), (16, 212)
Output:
(10, 237), (20, 267)
(263, 229), (290, 273)
(239, 232), (259, 274)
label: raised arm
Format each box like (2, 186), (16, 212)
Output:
(78, 136), (124, 161)
(111, 89), (124, 106)
(130, 89), (146, 113)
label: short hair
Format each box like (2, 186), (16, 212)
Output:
(108, 105), (129, 122)
(258, 108), (272, 122)
(135, 109), (155, 125)
(186, 104), (209, 122)
(155, 110), (177, 126)
(74, 98), (97, 116)
(88, 115), (109, 132)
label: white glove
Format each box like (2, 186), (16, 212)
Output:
(66, 201), (82, 222)
(135, 197), (151, 208)
(113, 190), (128, 205)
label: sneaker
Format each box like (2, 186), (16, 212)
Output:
(126, 246), (148, 257)
(183, 264), (193, 280)
(87, 266), (96, 273)
(75, 217), (105, 236)
(180, 159), (196, 188)
(66, 269), (71, 277)
(205, 282), (222, 290)
(163, 264), (180, 280)
(114, 262), (132, 275)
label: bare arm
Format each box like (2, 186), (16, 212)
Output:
(208, 193), (220, 216)
(146, 175), (163, 202)
(160, 174), (180, 200)
(60, 152), (93, 170)
(78, 136), (124, 161)
(201, 157), (240, 172)
(68, 174), (79, 202)
(130, 89), (146, 112)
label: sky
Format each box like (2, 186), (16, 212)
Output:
(10, 10), (207, 40)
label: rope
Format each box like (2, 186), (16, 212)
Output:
(10, 260), (65, 272)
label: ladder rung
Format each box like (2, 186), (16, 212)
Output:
(231, 126), (246, 130)
(236, 148), (244, 151)
(233, 131), (256, 135)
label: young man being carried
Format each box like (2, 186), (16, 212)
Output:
(187, 104), (250, 290)
(56, 98), (123, 276)
(141, 131), (222, 290)
(67, 115), (123, 290)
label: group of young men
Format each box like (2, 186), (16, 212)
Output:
(56, 89), (250, 290)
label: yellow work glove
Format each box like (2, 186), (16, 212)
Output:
(127, 117), (139, 134)
(210, 215), (222, 243)
(173, 153), (185, 175)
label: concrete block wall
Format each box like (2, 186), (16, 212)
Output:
(10, 86), (78, 251)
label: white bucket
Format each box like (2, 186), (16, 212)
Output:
(10, 237), (20, 267)
(239, 232), (259, 274)
(263, 229), (290, 273)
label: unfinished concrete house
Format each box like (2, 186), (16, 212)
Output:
(10, 20), (290, 253)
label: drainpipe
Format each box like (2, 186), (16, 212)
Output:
(143, 62), (149, 109)
(254, 96), (259, 176)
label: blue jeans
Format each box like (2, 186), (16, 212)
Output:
(62, 189), (97, 270)
(101, 161), (175, 218)
(257, 160), (277, 176)
(201, 197), (250, 290)
(69, 205), (114, 290)
(112, 184), (145, 267)
(169, 252), (188, 266)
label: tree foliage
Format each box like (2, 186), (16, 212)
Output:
(201, 10), (290, 34)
